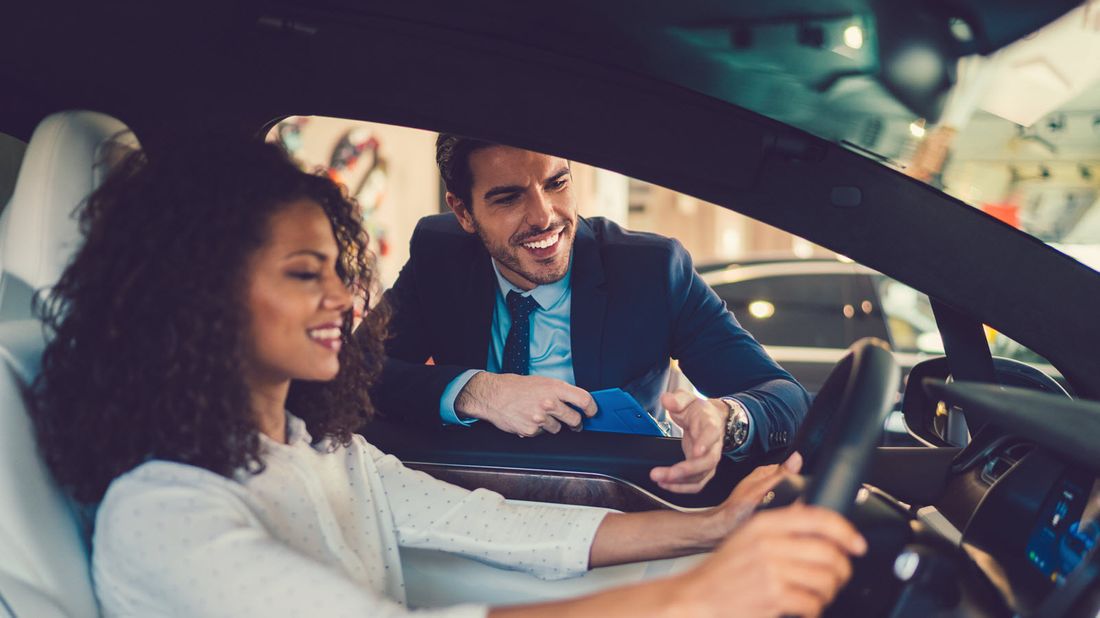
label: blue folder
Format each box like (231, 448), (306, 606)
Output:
(581, 388), (669, 437)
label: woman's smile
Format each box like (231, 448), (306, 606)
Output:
(306, 323), (343, 352)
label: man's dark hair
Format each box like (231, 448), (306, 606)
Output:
(435, 133), (497, 210)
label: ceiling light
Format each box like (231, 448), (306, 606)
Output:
(843, 25), (864, 49)
(948, 18), (974, 43)
(909, 119), (927, 138)
(791, 237), (814, 259)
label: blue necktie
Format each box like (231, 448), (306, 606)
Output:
(502, 291), (540, 375)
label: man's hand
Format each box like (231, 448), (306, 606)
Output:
(455, 372), (597, 437)
(670, 504), (866, 618)
(649, 390), (729, 493)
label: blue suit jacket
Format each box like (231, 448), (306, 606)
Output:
(369, 214), (809, 454)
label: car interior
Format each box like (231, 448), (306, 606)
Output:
(4, 1), (1100, 616)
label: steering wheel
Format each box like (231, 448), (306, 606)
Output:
(783, 337), (900, 515)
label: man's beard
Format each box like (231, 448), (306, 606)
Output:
(471, 217), (572, 287)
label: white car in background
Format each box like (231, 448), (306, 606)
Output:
(694, 257), (1066, 444)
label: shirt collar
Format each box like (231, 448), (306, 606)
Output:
(490, 255), (572, 310)
(286, 412), (313, 445)
(258, 411), (313, 449)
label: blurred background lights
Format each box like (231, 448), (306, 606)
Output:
(843, 25), (864, 49)
(748, 300), (776, 319)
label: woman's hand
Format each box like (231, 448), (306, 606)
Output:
(495, 456), (863, 618)
(669, 503), (866, 618)
(704, 452), (803, 543)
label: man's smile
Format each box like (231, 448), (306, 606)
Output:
(520, 227), (563, 250)
(515, 225), (570, 261)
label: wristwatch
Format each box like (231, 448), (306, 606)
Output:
(720, 397), (750, 453)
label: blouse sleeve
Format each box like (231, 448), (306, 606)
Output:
(361, 437), (610, 580)
(92, 466), (487, 618)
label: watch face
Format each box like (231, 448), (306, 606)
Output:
(724, 400), (750, 450)
(732, 412), (749, 446)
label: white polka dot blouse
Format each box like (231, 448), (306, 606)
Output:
(91, 413), (608, 617)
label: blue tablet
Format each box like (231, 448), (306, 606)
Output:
(581, 388), (669, 437)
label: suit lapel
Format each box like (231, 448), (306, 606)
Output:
(569, 218), (607, 390)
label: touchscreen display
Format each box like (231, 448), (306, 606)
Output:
(1026, 475), (1100, 585)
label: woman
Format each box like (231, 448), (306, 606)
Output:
(30, 137), (863, 617)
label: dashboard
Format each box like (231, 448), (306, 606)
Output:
(924, 379), (1100, 617)
(970, 448), (1100, 614)
(1024, 473), (1099, 586)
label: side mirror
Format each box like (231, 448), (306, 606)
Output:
(902, 358), (955, 447)
(902, 356), (1071, 447)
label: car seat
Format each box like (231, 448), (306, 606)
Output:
(0, 111), (134, 321)
(0, 110), (137, 617)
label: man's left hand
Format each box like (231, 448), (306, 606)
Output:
(649, 390), (729, 493)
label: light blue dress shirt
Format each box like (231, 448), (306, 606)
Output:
(437, 258), (755, 457)
(439, 259), (574, 425)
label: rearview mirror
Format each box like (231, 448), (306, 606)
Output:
(872, 1), (959, 122)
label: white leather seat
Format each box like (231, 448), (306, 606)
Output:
(0, 320), (86, 617)
(0, 111), (135, 321)
(0, 111), (137, 617)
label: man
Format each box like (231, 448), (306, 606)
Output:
(369, 134), (810, 493)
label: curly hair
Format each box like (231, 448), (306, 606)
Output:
(30, 136), (389, 504)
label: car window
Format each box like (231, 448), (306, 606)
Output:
(987, 331), (1064, 382)
(265, 116), (441, 289)
(874, 275), (1064, 382)
(266, 115), (1063, 388)
(0, 131), (27, 208)
(712, 274), (884, 349)
(873, 276), (943, 355)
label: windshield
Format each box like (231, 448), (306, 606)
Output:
(610, 2), (1100, 273)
